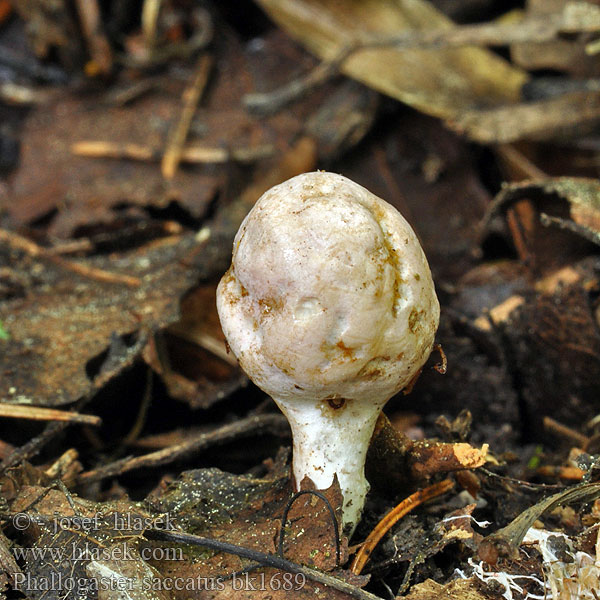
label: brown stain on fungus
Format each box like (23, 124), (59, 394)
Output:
(336, 340), (356, 360)
(409, 308), (425, 334)
(357, 356), (391, 380)
(258, 296), (283, 315)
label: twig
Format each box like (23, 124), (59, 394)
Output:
(0, 228), (141, 287)
(119, 7), (212, 69)
(0, 82), (45, 105)
(1, 421), (66, 472)
(536, 466), (585, 481)
(495, 144), (547, 180)
(142, 0), (163, 49)
(76, 414), (289, 484)
(44, 449), (80, 479)
(104, 78), (158, 106)
(543, 416), (590, 448)
(123, 368), (153, 446)
(145, 529), (383, 600)
(245, 60), (338, 114)
(350, 479), (454, 575)
(0, 404), (100, 426)
(72, 140), (273, 164)
(73, 0), (113, 76)
(432, 343), (447, 374)
(162, 55), (212, 179)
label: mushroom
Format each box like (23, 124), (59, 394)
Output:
(216, 171), (440, 534)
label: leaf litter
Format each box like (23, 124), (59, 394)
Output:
(1, 1), (600, 599)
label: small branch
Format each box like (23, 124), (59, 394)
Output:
(245, 60), (338, 114)
(44, 448), (80, 479)
(72, 140), (273, 164)
(167, 322), (237, 366)
(536, 465), (585, 481)
(76, 414), (289, 484)
(543, 416), (590, 448)
(146, 529), (383, 600)
(141, 0), (162, 49)
(162, 55), (212, 179)
(0, 404), (100, 426)
(73, 0), (113, 76)
(0, 228), (141, 287)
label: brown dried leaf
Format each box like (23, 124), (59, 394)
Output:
(9, 486), (161, 600)
(511, 0), (600, 76)
(146, 283), (246, 410)
(254, 0), (527, 121)
(0, 234), (201, 406)
(145, 468), (364, 600)
(484, 177), (600, 273)
(1, 29), (329, 235)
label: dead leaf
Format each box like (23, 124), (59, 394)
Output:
(254, 0), (527, 122)
(511, 0), (600, 77)
(0, 233), (201, 406)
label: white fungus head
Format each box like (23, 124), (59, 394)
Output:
(216, 171), (439, 534)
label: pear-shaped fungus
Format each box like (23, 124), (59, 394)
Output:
(217, 171), (440, 534)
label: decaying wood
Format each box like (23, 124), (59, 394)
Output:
(367, 414), (487, 491)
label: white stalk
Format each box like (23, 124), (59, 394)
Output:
(274, 397), (385, 534)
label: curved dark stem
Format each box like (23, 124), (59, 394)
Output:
(278, 489), (341, 568)
(145, 529), (382, 600)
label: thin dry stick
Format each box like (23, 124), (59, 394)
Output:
(72, 140), (273, 164)
(350, 479), (454, 575)
(536, 465), (585, 481)
(0, 404), (101, 426)
(147, 529), (384, 600)
(141, 0), (163, 49)
(73, 0), (113, 75)
(44, 448), (79, 479)
(76, 413), (288, 484)
(0, 228), (141, 287)
(543, 416), (590, 448)
(162, 55), (212, 179)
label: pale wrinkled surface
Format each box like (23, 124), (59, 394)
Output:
(217, 171), (439, 405)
